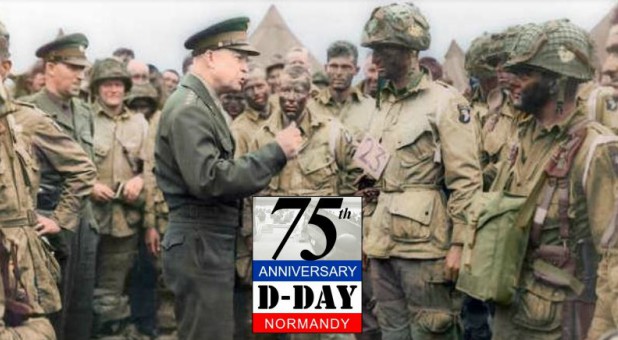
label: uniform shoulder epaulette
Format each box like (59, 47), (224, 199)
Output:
(11, 99), (36, 109)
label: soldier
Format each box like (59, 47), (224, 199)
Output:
(154, 17), (302, 339)
(355, 52), (378, 99)
(310, 41), (373, 151)
(161, 69), (180, 95)
(249, 64), (360, 340)
(220, 91), (246, 122)
(127, 83), (177, 339)
(0, 20), (97, 340)
(88, 58), (149, 338)
(231, 65), (274, 157)
(483, 19), (612, 339)
(22, 31), (100, 340)
(127, 59), (150, 86)
(266, 53), (285, 94)
(465, 28), (521, 191)
(360, 3), (482, 339)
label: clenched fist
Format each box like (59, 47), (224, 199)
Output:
(275, 121), (302, 159)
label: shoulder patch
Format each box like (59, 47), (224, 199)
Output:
(458, 104), (471, 124)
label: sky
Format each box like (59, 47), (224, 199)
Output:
(0, 0), (615, 74)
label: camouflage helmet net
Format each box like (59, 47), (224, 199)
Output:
(361, 2), (430, 51)
(466, 25), (527, 79)
(504, 19), (596, 81)
(465, 33), (494, 78)
(125, 83), (158, 108)
(90, 57), (132, 93)
(0, 20), (9, 59)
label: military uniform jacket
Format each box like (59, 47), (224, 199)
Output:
(309, 87), (374, 140)
(0, 92), (61, 315)
(364, 74), (482, 259)
(154, 73), (287, 220)
(143, 110), (169, 234)
(92, 102), (148, 237)
(231, 104), (272, 158)
(310, 86), (374, 195)
(251, 105), (357, 197)
(478, 89), (521, 190)
(11, 100), (96, 232)
(491, 103), (618, 303)
(23, 89), (95, 159)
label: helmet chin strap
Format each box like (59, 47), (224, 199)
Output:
(555, 76), (567, 116)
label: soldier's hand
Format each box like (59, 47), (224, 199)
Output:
(91, 182), (115, 202)
(444, 245), (462, 282)
(275, 121), (302, 159)
(145, 227), (161, 257)
(35, 215), (61, 236)
(123, 176), (144, 203)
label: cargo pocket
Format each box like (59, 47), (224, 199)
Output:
(389, 191), (434, 243)
(416, 310), (455, 334)
(161, 233), (185, 251)
(512, 286), (563, 332)
(93, 144), (109, 165)
(298, 146), (335, 190)
(396, 122), (434, 168)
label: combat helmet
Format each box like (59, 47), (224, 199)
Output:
(90, 57), (132, 94)
(503, 19), (596, 81)
(125, 83), (158, 109)
(465, 33), (495, 79)
(361, 2), (430, 51)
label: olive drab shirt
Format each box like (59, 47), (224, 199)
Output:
(10, 100), (97, 232)
(143, 110), (169, 234)
(490, 103), (618, 303)
(92, 102), (148, 237)
(250, 106), (358, 198)
(0, 91), (61, 316)
(155, 73), (287, 217)
(309, 86), (374, 141)
(364, 73), (482, 259)
(309, 87), (374, 196)
(231, 104), (273, 158)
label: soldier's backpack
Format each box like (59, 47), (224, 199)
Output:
(457, 119), (590, 305)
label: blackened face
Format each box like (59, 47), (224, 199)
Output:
(511, 69), (553, 117)
(278, 73), (310, 121)
(371, 45), (411, 81)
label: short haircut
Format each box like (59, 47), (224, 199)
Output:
(163, 69), (180, 78)
(282, 65), (311, 90)
(326, 40), (358, 64)
(112, 47), (134, 59)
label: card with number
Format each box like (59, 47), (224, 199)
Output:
(353, 135), (390, 180)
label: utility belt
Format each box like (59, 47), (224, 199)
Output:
(0, 210), (38, 228)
